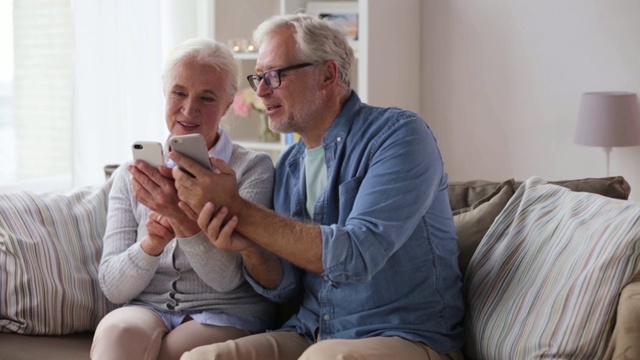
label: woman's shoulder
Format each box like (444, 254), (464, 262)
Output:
(230, 143), (273, 167)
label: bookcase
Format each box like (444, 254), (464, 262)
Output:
(204, 0), (421, 160)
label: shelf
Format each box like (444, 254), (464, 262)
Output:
(212, 0), (421, 160)
(233, 52), (258, 60)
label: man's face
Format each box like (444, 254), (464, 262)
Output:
(254, 28), (322, 135)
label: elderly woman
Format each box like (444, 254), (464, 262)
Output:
(90, 38), (275, 360)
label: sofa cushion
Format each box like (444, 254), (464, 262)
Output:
(464, 177), (640, 359)
(0, 332), (93, 360)
(0, 179), (117, 335)
(605, 272), (640, 359)
(453, 179), (516, 276)
(448, 176), (630, 211)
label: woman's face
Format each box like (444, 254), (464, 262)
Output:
(165, 58), (233, 149)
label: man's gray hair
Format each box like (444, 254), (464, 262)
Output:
(253, 14), (355, 89)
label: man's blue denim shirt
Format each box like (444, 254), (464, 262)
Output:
(245, 92), (465, 353)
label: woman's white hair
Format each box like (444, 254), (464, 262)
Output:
(161, 38), (238, 97)
(253, 14), (355, 89)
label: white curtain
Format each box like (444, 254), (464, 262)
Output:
(10, 0), (73, 191)
(72, 0), (214, 187)
(72, 0), (167, 186)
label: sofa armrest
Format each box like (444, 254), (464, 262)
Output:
(104, 164), (119, 180)
(606, 274), (640, 359)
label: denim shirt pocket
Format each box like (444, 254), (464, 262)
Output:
(336, 176), (363, 225)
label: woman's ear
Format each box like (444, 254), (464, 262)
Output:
(224, 99), (233, 115)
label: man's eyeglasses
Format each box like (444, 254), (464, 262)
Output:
(246, 63), (315, 91)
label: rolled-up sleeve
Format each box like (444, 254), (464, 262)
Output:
(244, 258), (301, 304)
(321, 115), (445, 283)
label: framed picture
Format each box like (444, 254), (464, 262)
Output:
(306, 1), (358, 52)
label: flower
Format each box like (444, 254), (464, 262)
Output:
(232, 87), (266, 117)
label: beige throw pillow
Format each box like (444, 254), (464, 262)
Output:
(0, 179), (118, 335)
(453, 179), (516, 277)
(465, 177), (640, 359)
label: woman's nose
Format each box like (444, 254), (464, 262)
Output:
(181, 97), (199, 116)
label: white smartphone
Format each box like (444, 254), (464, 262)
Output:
(132, 141), (164, 168)
(169, 134), (213, 174)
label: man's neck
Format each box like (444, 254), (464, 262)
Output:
(301, 89), (351, 148)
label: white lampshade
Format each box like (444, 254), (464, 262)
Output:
(574, 92), (640, 147)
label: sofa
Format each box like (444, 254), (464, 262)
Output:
(1, 167), (640, 360)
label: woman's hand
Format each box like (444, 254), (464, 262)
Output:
(140, 211), (175, 256)
(129, 160), (201, 237)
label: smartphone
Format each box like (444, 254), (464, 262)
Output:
(132, 141), (164, 168)
(169, 134), (213, 174)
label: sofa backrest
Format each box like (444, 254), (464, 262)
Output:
(448, 176), (630, 212)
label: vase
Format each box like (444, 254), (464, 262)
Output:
(259, 113), (280, 142)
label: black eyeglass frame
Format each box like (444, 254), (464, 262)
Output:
(246, 62), (315, 91)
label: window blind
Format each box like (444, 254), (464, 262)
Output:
(13, 0), (72, 182)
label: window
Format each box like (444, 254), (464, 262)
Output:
(1, 0), (201, 192)
(0, 0), (73, 192)
(0, 0), (16, 186)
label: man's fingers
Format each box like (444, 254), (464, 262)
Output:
(170, 151), (212, 179)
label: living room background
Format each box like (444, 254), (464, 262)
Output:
(2, 0), (640, 203)
(421, 0), (640, 202)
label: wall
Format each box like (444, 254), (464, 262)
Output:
(421, 0), (640, 202)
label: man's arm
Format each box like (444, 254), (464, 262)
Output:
(235, 198), (323, 274)
(174, 158), (324, 275)
(196, 202), (289, 288)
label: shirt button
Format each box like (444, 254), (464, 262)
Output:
(323, 314), (330, 321)
(336, 136), (342, 142)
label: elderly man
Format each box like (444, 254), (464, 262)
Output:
(174, 13), (465, 360)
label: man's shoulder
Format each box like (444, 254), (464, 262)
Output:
(350, 104), (430, 142)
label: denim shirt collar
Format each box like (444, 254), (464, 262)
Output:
(286, 90), (362, 166)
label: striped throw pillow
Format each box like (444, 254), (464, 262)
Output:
(465, 177), (640, 359)
(0, 179), (118, 335)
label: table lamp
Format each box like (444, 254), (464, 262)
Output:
(574, 91), (640, 176)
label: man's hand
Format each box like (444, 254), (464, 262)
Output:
(198, 201), (284, 289)
(171, 152), (243, 219)
(198, 202), (254, 252)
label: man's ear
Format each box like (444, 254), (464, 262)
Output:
(322, 60), (339, 87)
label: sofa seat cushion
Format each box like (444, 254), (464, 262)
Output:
(0, 332), (92, 360)
(0, 179), (117, 335)
(465, 177), (640, 359)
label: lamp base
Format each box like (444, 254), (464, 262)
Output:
(603, 146), (612, 177)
